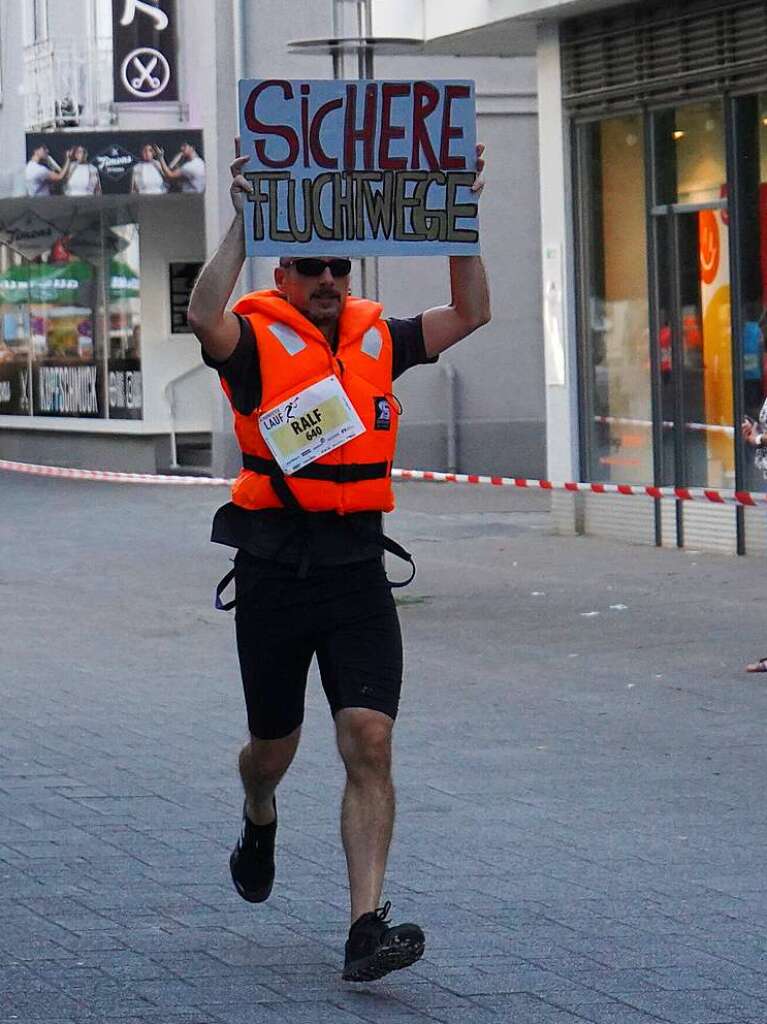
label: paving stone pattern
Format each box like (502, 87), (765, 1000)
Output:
(3, 474), (767, 1023)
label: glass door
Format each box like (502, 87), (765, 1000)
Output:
(650, 101), (735, 548)
(656, 204), (733, 492)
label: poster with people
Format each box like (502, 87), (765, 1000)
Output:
(24, 130), (205, 197)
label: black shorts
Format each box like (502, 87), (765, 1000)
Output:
(233, 553), (403, 740)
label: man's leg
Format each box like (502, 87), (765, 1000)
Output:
(335, 705), (424, 981)
(230, 726), (302, 903)
(335, 708), (395, 924)
(315, 561), (423, 979)
(238, 726), (301, 824)
(230, 553), (315, 903)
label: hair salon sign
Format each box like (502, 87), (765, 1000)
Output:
(112, 0), (178, 103)
(237, 79), (479, 257)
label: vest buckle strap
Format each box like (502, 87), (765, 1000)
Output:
(215, 567), (237, 611)
(242, 452), (389, 484)
(343, 518), (417, 589)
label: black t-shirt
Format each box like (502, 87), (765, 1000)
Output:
(205, 311), (436, 566)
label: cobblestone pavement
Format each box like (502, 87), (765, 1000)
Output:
(4, 473), (767, 1023)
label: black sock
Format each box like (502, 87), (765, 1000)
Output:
(243, 817), (276, 847)
(243, 798), (277, 842)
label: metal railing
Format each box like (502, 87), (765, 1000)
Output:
(24, 37), (114, 131)
(164, 362), (211, 471)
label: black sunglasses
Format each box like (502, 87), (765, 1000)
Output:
(284, 258), (352, 278)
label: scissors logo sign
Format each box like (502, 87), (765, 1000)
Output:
(113, 0), (176, 103)
(121, 47), (171, 98)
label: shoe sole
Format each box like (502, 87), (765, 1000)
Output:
(342, 938), (425, 982)
(229, 850), (274, 904)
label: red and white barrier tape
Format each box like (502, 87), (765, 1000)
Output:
(2, 457), (767, 508)
(0, 459), (232, 487)
(595, 415), (734, 437)
(392, 467), (767, 507)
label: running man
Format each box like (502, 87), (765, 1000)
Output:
(188, 144), (489, 982)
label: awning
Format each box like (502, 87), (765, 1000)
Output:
(0, 257), (139, 305)
(411, 0), (630, 56)
(0, 260), (94, 306)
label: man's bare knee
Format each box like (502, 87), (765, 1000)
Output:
(336, 709), (393, 781)
(240, 727), (300, 785)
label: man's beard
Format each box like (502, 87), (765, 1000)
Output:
(306, 309), (339, 326)
(305, 290), (341, 327)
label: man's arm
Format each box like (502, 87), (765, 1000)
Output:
(187, 155), (253, 363)
(46, 152), (72, 184)
(421, 255), (490, 358)
(421, 143), (490, 358)
(154, 146), (185, 181)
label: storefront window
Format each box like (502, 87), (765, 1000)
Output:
(106, 222), (142, 419)
(733, 94), (767, 492)
(654, 101), (726, 206)
(579, 115), (653, 484)
(31, 228), (101, 418)
(0, 210), (142, 419)
(652, 101), (732, 490)
(0, 246), (34, 415)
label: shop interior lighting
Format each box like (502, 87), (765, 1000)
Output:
(672, 130), (686, 140)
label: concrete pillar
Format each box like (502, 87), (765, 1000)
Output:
(536, 20), (580, 528)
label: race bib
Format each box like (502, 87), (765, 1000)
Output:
(259, 375), (365, 475)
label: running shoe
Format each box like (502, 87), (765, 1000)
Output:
(342, 901), (425, 982)
(229, 798), (276, 903)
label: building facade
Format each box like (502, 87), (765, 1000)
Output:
(402, 0), (767, 555)
(0, 0), (545, 479)
(0, 0), (216, 471)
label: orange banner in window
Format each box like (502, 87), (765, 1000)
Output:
(698, 209), (720, 286)
(699, 208), (732, 486)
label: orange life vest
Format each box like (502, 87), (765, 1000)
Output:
(224, 289), (398, 514)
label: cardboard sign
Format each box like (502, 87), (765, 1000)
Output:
(238, 79), (479, 257)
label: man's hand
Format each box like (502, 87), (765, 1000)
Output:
(472, 143), (486, 195)
(230, 155), (254, 215)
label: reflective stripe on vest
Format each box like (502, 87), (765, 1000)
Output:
(360, 326), (383, 360)
(269, 322), (306, 355)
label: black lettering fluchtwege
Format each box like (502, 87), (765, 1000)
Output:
(246, 170), (478, 245)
